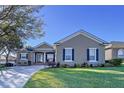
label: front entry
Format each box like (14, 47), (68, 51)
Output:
(36, 53), (44, 63)
(35, 52), (55, 64)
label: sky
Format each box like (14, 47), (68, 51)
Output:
(27, 5), (124, 46)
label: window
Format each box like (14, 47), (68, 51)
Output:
(36, 53), (43, 62)
(47, 54), (54, 62)
(118, 49), (124, 58)
(64, 48), (73, 62)
(20, 53), (27, 60)
(89, 48), (97, 62)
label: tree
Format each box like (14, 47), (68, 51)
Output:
(1, 34), (21, 63)
(0, 5), (44, 39)
(0, 5), (44, 64)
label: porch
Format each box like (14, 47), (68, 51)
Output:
(34, 52), (55, 64)
(17, 42), (56, 66)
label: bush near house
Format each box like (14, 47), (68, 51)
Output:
(104, 63), (113, 67)
(56, 62), (60, 68)
(105, 58), (123, 66)
(54, 59), (123, 68)
(48, 62), (56, 68)
(109, 58), (123, 66)
(61, 64), (68, 68)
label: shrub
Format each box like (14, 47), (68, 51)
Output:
(84, 63), (89, 67)
(105, 60), (110, 63)
(56, 62), (60, 68)
(109, 58), (123, 66)
(100, 64), (105, 67)
(90, 64), (93, 67)
(81, 63), (85, 67)
(76, 64), (81, 68)
(104, 63), (113, 67)
(74, 63), (77, 68)
(73, 63), (81, 68)
(61, 64), (67, 68)
(48, 62), (56, 68)
(24, 62), (27, 64)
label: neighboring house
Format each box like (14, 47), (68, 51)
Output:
(105, 41), (124, 60)
(16, 30), (108, 66)
(0, 55), (16, 64)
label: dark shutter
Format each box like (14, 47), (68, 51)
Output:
(46, 53), (48, 62)
(26, 54), (28, 59)
(96, 49), (99, 61)
(53, 53), (55, 62)
(72, 48), (74, 61)
(63, 49), (65, 61)
(87, 49), (89, 61)
(20, 54), (21, 59)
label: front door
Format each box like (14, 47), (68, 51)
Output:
(36, 53), (44, 63)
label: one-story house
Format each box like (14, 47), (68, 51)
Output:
(16, 30), (108, 66)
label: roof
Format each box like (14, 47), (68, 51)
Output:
(34, 42), (53, 49)
(54, 30), (108, 45)
(106, 41), (124, 49)
(17, 47), (33, 52)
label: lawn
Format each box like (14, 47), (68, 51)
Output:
(24, 65), (124, 88)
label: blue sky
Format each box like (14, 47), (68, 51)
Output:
(27, 5), (124, 46)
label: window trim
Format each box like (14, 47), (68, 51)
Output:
(88, 48), (97, 62)
(118, 49), (124, 58)
(20, 53), (28, 60)
(64, 48), (74, 62)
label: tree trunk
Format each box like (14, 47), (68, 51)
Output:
(5, 51), (10, 64)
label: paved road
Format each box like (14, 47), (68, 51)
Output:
(0, 65), (48, 88)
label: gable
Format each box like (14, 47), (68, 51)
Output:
(54, 30), (108, 45)
(34, 42), (53, 49)
(38, 44), (53, 49)
(59, 34), (103, 47)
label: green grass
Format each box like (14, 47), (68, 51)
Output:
(24, 65), (124, 88)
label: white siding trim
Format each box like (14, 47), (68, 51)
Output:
(64, 60), (74, 62)
(64, 48), (73, 62)
(88, 48), (97, 62)
(20, 53), (28, 61)
(64, 48), (73, 49)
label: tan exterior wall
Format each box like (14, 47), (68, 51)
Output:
(112, 48), (118, 59)
(55, 34), (105, 66)
(105, 49), (112, 60)
(105, 48), (124, 60)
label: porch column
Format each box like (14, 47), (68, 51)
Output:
(55, 52), (57, 62)
(44, 52), (46, 63)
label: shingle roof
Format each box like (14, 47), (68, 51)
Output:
(106, 41), (124, 49)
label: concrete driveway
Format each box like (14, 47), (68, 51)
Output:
(0, 65), (48, 88)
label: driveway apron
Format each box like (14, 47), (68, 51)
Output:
(0, 65), (48, 88)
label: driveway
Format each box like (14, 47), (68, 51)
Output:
(0, 65), (48, 88)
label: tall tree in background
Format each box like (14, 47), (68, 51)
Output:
(0, 5), (44, 63)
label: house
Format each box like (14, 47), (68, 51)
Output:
(16, 30), (108, 66)
(105, 41), (124, 60)
(0, 55), (16, 64)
